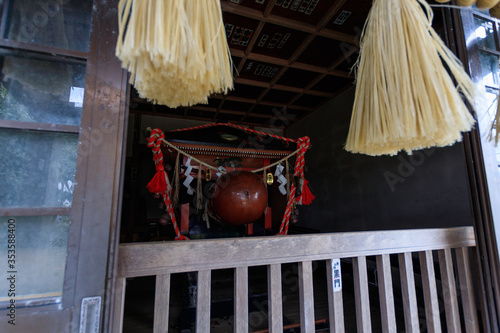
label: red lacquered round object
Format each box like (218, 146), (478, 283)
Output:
(209, 171), (268, 225)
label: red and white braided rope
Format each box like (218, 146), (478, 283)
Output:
(169, 122), (298, 143)
(277, 136), (310, 235)
(148, 125), (310, 237)
(147, 129), (187, 241)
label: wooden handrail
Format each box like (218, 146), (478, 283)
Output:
(112, 226), (479, 333)
(117, 226), (476, 278)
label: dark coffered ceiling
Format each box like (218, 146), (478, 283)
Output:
(129, 0), (373, 128)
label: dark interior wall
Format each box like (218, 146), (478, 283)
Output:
(286, 87), (474, 232)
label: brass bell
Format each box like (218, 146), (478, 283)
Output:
(266, 172), (274, 185)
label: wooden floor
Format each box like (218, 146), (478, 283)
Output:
(122, 259), (417, 332)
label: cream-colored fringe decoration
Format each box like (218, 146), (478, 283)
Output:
(345, 0), (476, 156)
(116, 0), (233, 107)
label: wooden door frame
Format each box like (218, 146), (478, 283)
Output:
(0, 0), (129, 332)
(61, 0), (129, 331)
(450, 6), (500, 331)
(96, 3), (500, 333)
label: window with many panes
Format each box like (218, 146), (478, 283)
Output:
(472, 5), (500, 175)
(0, 0), (92, 306)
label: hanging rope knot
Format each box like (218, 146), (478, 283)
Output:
(147, 129), (165, 152)
(147, 129), (167, 173)
(146, 129), (169, 195)
(277, 135), (311, 236)
(146, 129), (188, 241)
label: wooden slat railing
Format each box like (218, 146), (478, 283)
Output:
(234, 266), (249, 333)
(112, 226), (479, 332)
(377, 254), (397, 332)
(438, 248), (461, 331)
(267, 264), (283, 332)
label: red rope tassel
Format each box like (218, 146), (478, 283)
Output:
(147, 129), (188, 241)
(147, 167), (168, 194)
(300, 179), (315, 205)
(276, 136), (310, 236)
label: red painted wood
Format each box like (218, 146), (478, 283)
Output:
(246, 223), (253, 235)
(265, 207), (272, 230)
(181, 203), (190, 234)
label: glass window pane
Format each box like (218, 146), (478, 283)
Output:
(0, 215), (69, 302)
(3, 0), (93, 53)
(0, 50), (86, 125)
(484, 87), (500, 173)
(479, 51), (499, 86)
(485, 87), (498, 119)
(0, 129), (78, 208)
(474, 17), (497, 50)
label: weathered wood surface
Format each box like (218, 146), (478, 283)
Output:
(456, 247), (480, 333)
(153, 273), (171, 333)
(419, 251), (441, 333)
(111, 277), (126, 333)
(376, 254), (396, 333)
(267, 264), (283, 333)
(196, 270), (211, 333)
(234, 266), (249, 333)
(298, 261), (315, 333)
(113, 227), (479, 333)
(326, 259), (344, 333)
(353, 256), (371, 332)
(438, 249), (461, 332)
(118, 227), (475, 277)
(398, 252), (420, 332)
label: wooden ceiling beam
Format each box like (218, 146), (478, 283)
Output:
(189, 105), (296, 121)
(221, 2), (358, 45)
(132, 94), (314, 112)
(277, 1), (349, 85)
(231, 48), (352, 79)
(234, 77), (341, 99)
(130, 108), (271, 128)
(316, 0), (349, 31)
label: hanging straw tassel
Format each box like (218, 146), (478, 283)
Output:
(345, 0), (476, 156)
(477, 0), (500, 10)
(457, 0), (478, 5)
(491, 2), (500, 18)
(116, 0), (233, 108)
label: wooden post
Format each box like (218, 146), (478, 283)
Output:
(267, 264), (283, 333)
(181, 203), (189, 234)
(154, 273), (171, 333)
(111, 277), (126, 333)
(438, 249), (461, 332)
(234, 266), (249, 333)
(376, 254), (396, 333)
(299, 261), (315, 332)
(456, 247), (480, 333)
(326, 259), (344, 333)
(196, 270), (211, 333)
(419, 251), (441, 333)
(353, 256), (371, 332)
(398, 252), (420, 332)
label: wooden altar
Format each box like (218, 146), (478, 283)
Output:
(150, 123), (305, 239)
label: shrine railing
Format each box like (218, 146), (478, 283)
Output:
(112, 226), (479, 332)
